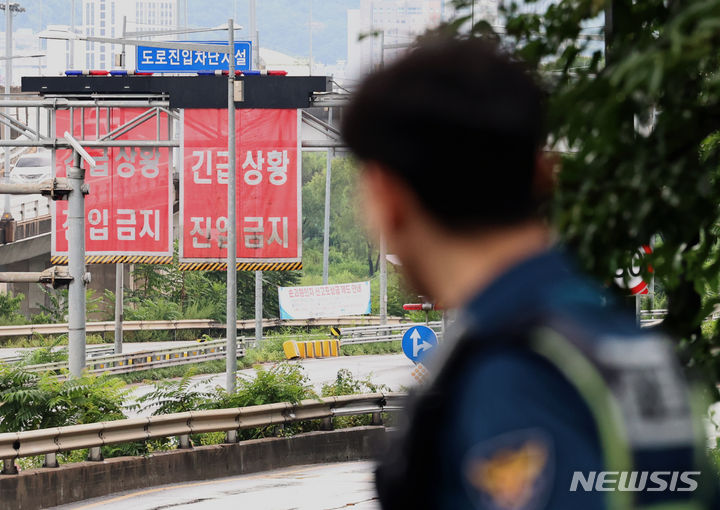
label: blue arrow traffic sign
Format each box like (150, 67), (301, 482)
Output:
(401, 325), (438, 363)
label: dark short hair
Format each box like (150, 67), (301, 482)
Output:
(342, 37), (545, 231)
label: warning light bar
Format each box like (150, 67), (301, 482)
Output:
(403, 303), (442, 311)
(66, 69), (156, 76)
(64, 69), (287, 77)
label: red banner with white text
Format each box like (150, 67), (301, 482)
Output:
(51, 108), (172, 264)
(179, 108), (301, 271)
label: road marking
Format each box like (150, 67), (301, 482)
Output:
(70, 464), (338, 509)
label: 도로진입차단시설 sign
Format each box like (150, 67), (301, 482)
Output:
(278, 282), (372, 319)
(136, 41), (252, 73)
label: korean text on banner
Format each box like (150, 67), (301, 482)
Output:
(136, 41), (252, 73)
(180, 108), (301, 264)
(52, 108), (172, 261)
(278, 282), (372, 320)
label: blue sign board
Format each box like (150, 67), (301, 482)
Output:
(136, 41), (252, 73)
(401, 325), (438, 364)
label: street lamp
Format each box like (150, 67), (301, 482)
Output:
(1, 0), (24, 220)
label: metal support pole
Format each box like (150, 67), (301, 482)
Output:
(2, 0), (12, 219)
(43, 453), (58, 468)
(70, 0), (75, 66)
(87, 447), (102, 462)
(226, 19), (237, 394)
(68, 151), (86, 377)
(114, 263), (123, 354)
(249, 0), (258, 68)
(2, 458), (17, 475)
(322, 149), (332, 284)
(379, 236), (387, 325)
(255, 270), (262, 346)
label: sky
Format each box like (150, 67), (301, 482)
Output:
(7, 0), (361, 65)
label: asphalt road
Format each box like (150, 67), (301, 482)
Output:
(53, 461), (380, 510)
(129, 353), (415, 417)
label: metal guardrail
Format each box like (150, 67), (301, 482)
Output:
(0, 316), (411, 339)
(0, 344), (114, 364)
(338, 321), (443, 345)
(22, 338), (245, 376)
(0, 392), (405, 472)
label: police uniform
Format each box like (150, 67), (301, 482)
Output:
(376, 250), (718, 510)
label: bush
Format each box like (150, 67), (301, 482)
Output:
(321, 368), (389, 396)
(0, 366), (128, 432)
(0, 291), (26, 326)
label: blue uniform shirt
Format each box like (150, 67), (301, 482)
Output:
(434, 249), (640, 510)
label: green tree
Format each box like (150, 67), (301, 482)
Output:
(0, 291), (25, 325)
(438, 1), (720, 380)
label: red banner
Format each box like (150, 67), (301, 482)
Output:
(52, 108), (173, 264)
(180, 109), (301, 266)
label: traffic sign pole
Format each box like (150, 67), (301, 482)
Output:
(255, 270), (262, 345)
(379, 236), (387, 325)
(226, 19), (237, 394)
(67, 149), (86, 377)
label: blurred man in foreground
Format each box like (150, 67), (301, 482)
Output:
(342, 37), (717, 510)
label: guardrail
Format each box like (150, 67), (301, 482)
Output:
(0, 316), (411, 340)
(337, 321), (443, 345)
(21, 338), (244, 376)
(0, 344), (114, 364)
(0, 392), (405, 473)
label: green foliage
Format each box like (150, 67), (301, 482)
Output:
(321, 368), (389, 396)
(0, 366), (128, 432)
(301, 152), (415, 316)
(36, 286), (105, 322)
(212, 363), (317, 409)
(18, 336), (68, 365)
(440, 0), (720, 381)
(136, 369), (211, 416)
(0, 291), (26, 325)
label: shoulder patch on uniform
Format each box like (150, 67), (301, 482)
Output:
(463, 429), (554, 510)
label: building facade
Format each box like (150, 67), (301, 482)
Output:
(82, 0), (179, 70)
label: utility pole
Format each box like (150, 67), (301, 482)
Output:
(322, 107), (332, 285)
(1, 1), (22, 221)
(70, 0), (75, 67)
(249, 0), (258, 69)
(379, 236), (387, 325)
(226, 18), (238, 394)
(114, 15), (127, 355)
(63, 133), (94, 378)
(308, 0), (313, 75)
(255, 270), (262, 345)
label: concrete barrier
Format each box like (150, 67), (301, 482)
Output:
(0, 426), (387, 510)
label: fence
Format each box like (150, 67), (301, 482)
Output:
(337, 321), (443, 345)
(0, 316), (411, 340)
(0, 392), (405, 473)
(20, 338), (244, 377)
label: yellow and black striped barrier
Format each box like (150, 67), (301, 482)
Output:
(283, 339), (340, 359)
(51, 255), (173, 265)
(177, 261), (302, 272)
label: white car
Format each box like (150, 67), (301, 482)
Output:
(9, 152), (52, 183)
